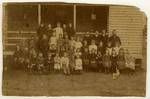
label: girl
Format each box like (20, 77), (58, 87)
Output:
(69, 36), (76, 49)
(68, 47), (75, 73)
(61, 52), (70, 75)
(125, 49), (135, 75)
(117, 48), (126, 73)
(75, 55), (83, 74)
(75, 48), (82, 58)
(37, 52), (45, 74)
(81, 40), (88, 53)
(57, 34), (64, 54)
(111, 49), (120, 79)
(113, 42), (121, 55)
(74, 36), (83, 51)
(89, 49), (98, 72)
(102, 49), (111, 73)
(89, 40), (97, 54)
(54, 53), (61, 73)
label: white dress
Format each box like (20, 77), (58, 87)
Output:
(75, 41), (82, 50)
(54, 27), (63, 40)
(54, 56), (61, 70)
(75, 58), (83, 70)
(89, 44), (97, 53)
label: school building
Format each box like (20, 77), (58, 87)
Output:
(2, 3), (147, 69)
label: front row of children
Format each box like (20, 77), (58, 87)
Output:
(13, 37), (135, 79)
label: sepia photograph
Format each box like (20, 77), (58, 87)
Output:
(2, 2), (147, 96)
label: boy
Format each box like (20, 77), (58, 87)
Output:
(89, 49), (98, 72)
(37, 52), (45, 74)
(82, 47), (90, 71)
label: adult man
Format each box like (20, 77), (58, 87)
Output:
(67, 23), (75, 39)
(109, 29), (121, 47)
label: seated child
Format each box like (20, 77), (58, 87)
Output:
(75, 55), (83, 74)
(13, 45), (23, 69)
(82, 47), (90, 71)
(111, 49), (120, 79)
(89, 49), (98, 72)
(106, 42), (112, 56)
(125, 49), (135, 75)
(54, 53), (61, 73)
(37, 52), (45, 74)
(117, 48), (126, 73)
(61, 52), (70, 75)
(89, 40), (97, 54)
(102, 49), (111, 73)
(74, 36), (83, 51)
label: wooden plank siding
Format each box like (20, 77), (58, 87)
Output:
(108, 6), (145, 59)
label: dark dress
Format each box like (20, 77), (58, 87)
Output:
(89, 53), (98, 71)
(111, 55), (118, 73)
(109, 35), (121, 47)
(82, 52), (90, 71)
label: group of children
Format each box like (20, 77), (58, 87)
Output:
(13, 22), (136, 79)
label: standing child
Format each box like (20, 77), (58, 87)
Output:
(98, 41), (105, 55)
(106, 42), (112, 56)
(117, 48), (126, 73)
(23, 47), (30, 71)
(102, 49), (111, 73)
(49, 32), (57, 57)
(54, 53), (61, 73)
(75, 55), (83, 74)
(61, 52), (70, 75)
(89, 49), (98, 72)
(97, 51), (103, 72)
(74, 36), (83, 51)
(89, 40), (97, 54)
(37, 52), (45, 74)
(63, 35), (70, 52)
(68, 47), (75, 74)
(113, 42), (121, 55)
(69, 36), (76, 49)
(46, 53), (53, 73)
(57, 34), (64, 54)
(82, 47), (90, 71)
(13, 45), (23, 69)
(111, 49), (120, 79)
(29, 49), (37, 73)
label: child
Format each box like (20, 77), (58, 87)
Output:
(75, 55), (83, 74)
(89, 40), (97, 54)
(61, 52), (70, 75)
(82, 47), (90, 71)
(97, 51), (103, 72)
(117, 48), (126, 73)
(13, 45), (23, 69)
(63, 24), (67, 37)
(111, 49), (120, 79)
(89, 49), (98, 72)
(46, 24), (53, 40)
(125, 49), (135, 75)
(81, 40), (88, 53)
(37, 52), (45, 74)
(83, 32), (91, 45)
(22, 47), (30, 71)
(49, 32), (57, 57)
(63, 35), (70, 52)
(57, 34), (64, 54)
(102, 49), (111, 73)
(97, 41), (105, 56)
(54, 53), (61, 73)
(29, 50), (37, 73)
(46, 53), (53, 73)
(69, 36), (76, 49)
(68, 47), (75, 73)
(106, 42), (112, 56)
(113, 42), (121, 55)
(75, 48), (82, 58)
(74, 36), (83, 51)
